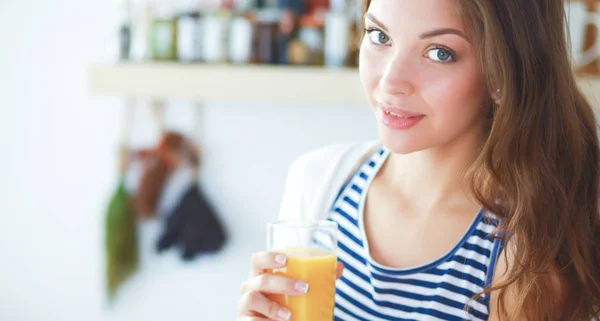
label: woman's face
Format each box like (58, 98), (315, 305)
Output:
(360, 0), (489, 154)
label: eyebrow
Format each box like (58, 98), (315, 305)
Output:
(364, 13), (470, 43)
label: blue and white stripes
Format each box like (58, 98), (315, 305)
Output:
(326, 147), (503, 321)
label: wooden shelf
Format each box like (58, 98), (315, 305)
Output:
(87, 63), (366, 104)
(87, 63), (600, 110)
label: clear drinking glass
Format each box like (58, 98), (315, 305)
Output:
(266, 220), (338, 321)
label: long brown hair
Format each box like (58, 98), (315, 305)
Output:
(360, 0), (600, 320)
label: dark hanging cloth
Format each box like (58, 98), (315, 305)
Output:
(156, 183), (227, 261)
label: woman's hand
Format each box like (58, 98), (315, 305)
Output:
(237, 251), (344, 321)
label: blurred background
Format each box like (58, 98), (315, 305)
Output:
(0, 0), (598, 321)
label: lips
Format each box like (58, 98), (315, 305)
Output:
(378, 102), (425, 130)
(383, 110), (417, 118)
(379, 104), (424, 118)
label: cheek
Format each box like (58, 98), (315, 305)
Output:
(421, 68), (486, 120)
(359, 45), (385, 99)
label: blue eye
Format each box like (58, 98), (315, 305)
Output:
(366, 28), (391, 45)
(427, 47), (455, 63)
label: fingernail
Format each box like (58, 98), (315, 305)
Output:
(277, 307), (291, 320)
(294, 281), (309, 294)
(275, 254), (287, 266)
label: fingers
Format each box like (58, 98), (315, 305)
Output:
(251, 251), (288, 277)
(336, 261), (345, 279)
(239, 292), (292, 321)
(240, 252), (341, 321)
(241, 273), (310, 296)
(237, 317), (276, 321)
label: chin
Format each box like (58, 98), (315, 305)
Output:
(378, 127), (428, 155)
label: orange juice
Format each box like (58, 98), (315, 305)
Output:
(268, 247), (337, 321)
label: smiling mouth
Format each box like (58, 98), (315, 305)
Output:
(383, 110), (420, 118)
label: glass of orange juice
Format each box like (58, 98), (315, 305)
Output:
(266, 220), (338, 321)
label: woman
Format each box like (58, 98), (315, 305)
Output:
(238, 0), (600, 320)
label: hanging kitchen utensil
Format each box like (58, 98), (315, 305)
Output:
(134, 102), (177, 219)
(105, 100), (139, 303)
(155, 136), (227, 261)
(134, 131), (184, 218)
(105, 178), (139, 302)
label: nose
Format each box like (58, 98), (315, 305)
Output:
(378, 53), (416, 96)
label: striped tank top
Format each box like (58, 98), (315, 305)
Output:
(326, 146), (504, 321)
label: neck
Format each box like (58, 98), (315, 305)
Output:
(380, 129), (484, 214)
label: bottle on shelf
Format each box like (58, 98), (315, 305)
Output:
(256, 0), (278, 8)
(151, 0), (178, 61)
(347, 0), (362, 67)
(200, 7), (232, 64)
(254, 8), (281, 64)
(276, 0), (305, 65)
(324, 0), (351, 67)
(176, 8), (202, 63)
(115, 0), (132, 61)
(175, 0), (206, 63)
(129, 1), (153, 61)
(234, 0), (258, 12)
(228, 12), (255, 64)
(305, 0), (329, 26)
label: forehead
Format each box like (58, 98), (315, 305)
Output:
(366, 0), (464, 31)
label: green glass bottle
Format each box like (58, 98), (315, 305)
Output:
(151, 1), (177, 61)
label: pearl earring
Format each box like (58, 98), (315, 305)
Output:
(494, 89), (501, 105)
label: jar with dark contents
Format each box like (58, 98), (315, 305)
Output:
(254, 8), (281, 64)
(277, 0), (306, 64)
(119, 25), (131, 60)
(116, 0), (132, 61)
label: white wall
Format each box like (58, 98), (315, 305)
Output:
(0, 1), (377, 321)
